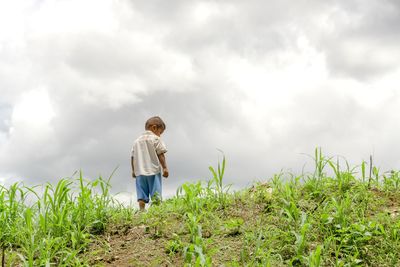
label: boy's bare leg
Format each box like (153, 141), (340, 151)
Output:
(138, 200), (146, 211)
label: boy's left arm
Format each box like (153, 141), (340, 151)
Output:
(131, 156), (136, 178)
(157, 153), (169, 178)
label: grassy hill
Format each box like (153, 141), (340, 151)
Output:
(1, 150), (400, 266)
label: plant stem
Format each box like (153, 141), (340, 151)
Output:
(368, 155), (373, 189)
(2, 247), (4, 267)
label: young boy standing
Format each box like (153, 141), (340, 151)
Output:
(131, 116), (169, 211)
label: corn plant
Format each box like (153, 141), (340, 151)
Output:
(239, 230), (279, 266)
(279, 179), (301, 223)
(361, 160), (367, 183)
(314, 147), (330, 180)
(307, 245), (323, 267)
(183, 213), (212, 266)
(383, 170), (400, 191)
(0, 183), (26, 267)
(0, 171), (120, 266)
(222, 218), (243, 236)
(290, 213), (311, 265)
(177, 182), (206, 214)
(327, 158), (356, 193)
(165, 233), (184, 256)
(208, 154), (231, 208)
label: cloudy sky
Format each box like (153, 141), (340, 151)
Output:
(1, 0), (399, 201)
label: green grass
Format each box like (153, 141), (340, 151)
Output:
(0, 171), (134, 266)
(1, 149), (400, 266)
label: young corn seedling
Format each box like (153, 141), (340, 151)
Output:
(291, 213), (311, 265)
(308, 245), (323, 267)
(165, 233), (184, 256)
(0, 183), (26, 267)
(240, 231), (274, 266)
(314, 147), (330, 180)
(208, 154), (231, 208)
(373, 166), (380, 185)
(383, 170), (400, 191)
(280, 180), (301, 223)
(183, 213), (212, 266)
(222, 218), (244, 237)
(177, 182), (205, 214)
(361, 161), (367, 183)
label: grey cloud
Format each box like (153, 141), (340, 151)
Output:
(260, 89), (400, 172)
(65, 33), (169, 81)
(1, 0), (400, 199)
(0, 104), (11, 133)
(128, 0), (400, 81)
(316, 0), (400, 80)
(26, 34), (137, 80)
(128, 1), (192, 23)
(25, 30), (195, 110)
(128, 1), (329, 56)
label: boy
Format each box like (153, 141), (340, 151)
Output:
(131, 116), (169, 211)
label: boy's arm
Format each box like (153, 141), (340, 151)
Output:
(157, 153), (169, 178)
(131, 156), (136, 178)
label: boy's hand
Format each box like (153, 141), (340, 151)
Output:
(132, 171), (136, 179)
(162, 168), (169, 178)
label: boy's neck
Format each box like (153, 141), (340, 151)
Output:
(146, 129), (161, 137)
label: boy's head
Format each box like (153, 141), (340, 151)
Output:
(145, 116), (166, 136)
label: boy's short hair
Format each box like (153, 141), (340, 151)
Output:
(145, 116), (166, 130)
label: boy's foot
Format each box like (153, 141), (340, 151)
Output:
(138, 200), (146, 211)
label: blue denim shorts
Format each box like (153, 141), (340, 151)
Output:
(135, 173), (162, 203)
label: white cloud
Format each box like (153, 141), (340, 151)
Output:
(0, 88), (56, 170)
(0, 1), (27, 43)
(27, 0), (117, 36)
(11, 88), (55, 132)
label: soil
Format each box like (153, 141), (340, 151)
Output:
(87, 223), (183, 267)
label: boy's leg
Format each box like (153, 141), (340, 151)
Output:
(148, 173), (162, 204)
(138, 200), (146, 211)
(136, 175), (150, 210)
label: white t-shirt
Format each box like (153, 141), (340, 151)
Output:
(131, 130), (167, 176)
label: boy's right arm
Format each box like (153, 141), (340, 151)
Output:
(131, 156), (136, 178)
(157, 153), (169, 178)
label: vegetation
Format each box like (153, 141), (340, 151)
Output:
(0, 171), (133, 266)
(1, 148), (400, 266)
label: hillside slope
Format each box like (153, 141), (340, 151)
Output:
(86, 164), (400, 266)
(1, 153), (399, 266)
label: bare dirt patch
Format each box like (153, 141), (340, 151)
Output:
(87, 222), (183, 267)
